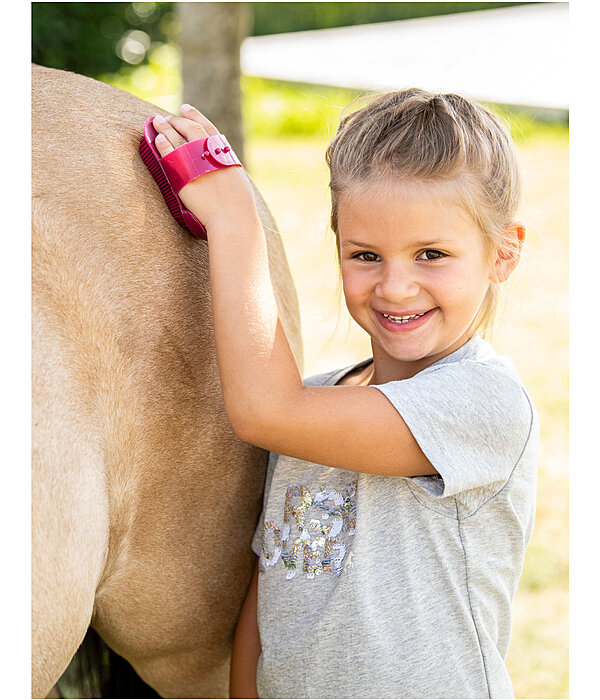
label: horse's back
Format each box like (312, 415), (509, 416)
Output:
(31, 64), (301, 697)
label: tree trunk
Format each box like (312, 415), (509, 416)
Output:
(178, 2), (250, 162)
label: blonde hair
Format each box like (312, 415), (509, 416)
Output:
(325, 88), (522, 335)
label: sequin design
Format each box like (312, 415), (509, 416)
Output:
(261, 521), (282, 568)
(260, 480), (358, 579)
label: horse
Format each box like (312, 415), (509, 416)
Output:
(31, 63), (302, 698)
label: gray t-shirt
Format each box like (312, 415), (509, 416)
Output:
(251, 335), (538, 699)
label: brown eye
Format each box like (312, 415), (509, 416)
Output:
(417, 249), (445, 261)
(355, 251), (381, 262)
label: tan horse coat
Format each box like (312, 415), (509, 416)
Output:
(31, 64), (302, 698)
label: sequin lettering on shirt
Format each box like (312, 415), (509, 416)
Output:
(261, 521), (282, 569)
(260, 480), (358, 579)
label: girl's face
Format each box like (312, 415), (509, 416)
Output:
(338, 180), (495, 382)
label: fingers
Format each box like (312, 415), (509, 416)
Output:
(180, 104), (220, 136)
(153, 114), (185, 156)
(166, 114), (210, 143)
(154, 131), (174, 157)
(153, 115), (188, 145)
(152, 104), (219, 157)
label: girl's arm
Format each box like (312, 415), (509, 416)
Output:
(230, 558), (261, 699)
(152, 108), (437, 478)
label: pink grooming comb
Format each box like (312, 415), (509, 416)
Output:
(139, 116), (242, 240)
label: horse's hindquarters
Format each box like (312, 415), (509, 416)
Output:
(32, 64), (301, 698)
(32, 301), (110, 697)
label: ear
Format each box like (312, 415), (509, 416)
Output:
(489, 222), (526, 283)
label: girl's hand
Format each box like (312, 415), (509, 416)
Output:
(152, 105), (258, 232)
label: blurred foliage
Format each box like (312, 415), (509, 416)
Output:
(32, 2), (531, 81)
(32, 2), (562, 139)
(97, 41), (183, 115)
(32, 2), (178, 77)
(251, 2), (529, 35)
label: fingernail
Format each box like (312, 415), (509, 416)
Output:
(154, 115), (166, 123)
(181, 103), (193, 111)
(156, 134), (167, 142)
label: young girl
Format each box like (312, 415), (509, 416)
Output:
(150, 88), (538, 699)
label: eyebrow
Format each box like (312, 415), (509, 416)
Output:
(341, 239), (456, 248)
(341, 240), (371, 248)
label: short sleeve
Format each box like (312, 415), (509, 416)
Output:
(372, 361), (534, 504)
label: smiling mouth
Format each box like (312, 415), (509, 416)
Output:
(381, 311), (429, 325)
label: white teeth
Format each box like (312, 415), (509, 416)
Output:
(382, 312), (425, 324)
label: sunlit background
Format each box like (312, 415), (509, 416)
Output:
(32, 3), (568, 697)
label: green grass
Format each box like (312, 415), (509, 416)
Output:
(242, 76), (362, 139)
(242, 75), (570, 146)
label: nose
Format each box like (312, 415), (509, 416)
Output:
(375, 261), (420, 303)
